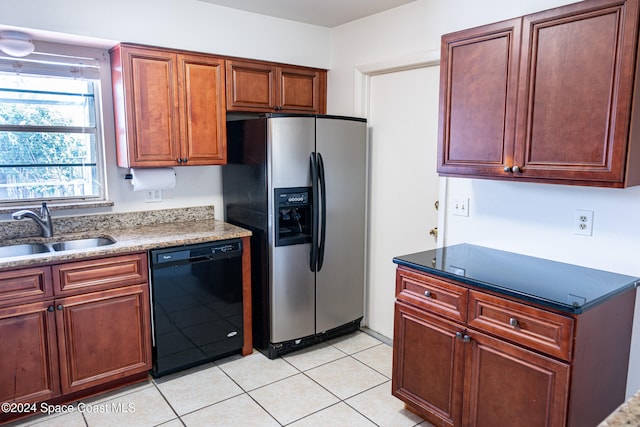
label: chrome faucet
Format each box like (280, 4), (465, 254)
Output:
(12, 202), (54, 238)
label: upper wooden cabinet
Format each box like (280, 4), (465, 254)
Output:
(226, 59), (327, 114)
(438, 0), (640, 187)
(110, 44), (227, 167)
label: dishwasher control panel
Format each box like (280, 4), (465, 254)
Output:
(211, 242), (240, 254)
(152, 239), (243, 264)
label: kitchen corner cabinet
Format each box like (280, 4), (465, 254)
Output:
(226, 59), (327, 114)
(392, 247), (637, 427)
(110, 44), (227, 167)
(438, 0), (640, 187)
(0, 254), (151, 421)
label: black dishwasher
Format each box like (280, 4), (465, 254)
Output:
(149, 239), (243, 377)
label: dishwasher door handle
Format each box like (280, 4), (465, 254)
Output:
(188, 255), (214, 264)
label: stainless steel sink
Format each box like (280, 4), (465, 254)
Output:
(51, 237), (116, 252)
(0, 236), (116, 258)
(0, 243), (51, 257)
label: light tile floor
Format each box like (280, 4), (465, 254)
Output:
(7, 331), (434, 427)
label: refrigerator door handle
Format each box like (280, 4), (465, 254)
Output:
(317, 152), (327, 271)
(310, 152), (319, 272)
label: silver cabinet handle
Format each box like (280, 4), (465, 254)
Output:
(424, 290), (432, 298)
(505, 165), (523, 173)
(455, 331), (471, 343)
(509, 317), (519, 328)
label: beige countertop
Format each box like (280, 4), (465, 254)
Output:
(599, 391), (640, 426)
(0, 218), (251, 269)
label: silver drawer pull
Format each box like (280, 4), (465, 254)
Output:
(456, 331), (471, 343)
(424, 290), (432, 298)
(509, 317), (519, 328)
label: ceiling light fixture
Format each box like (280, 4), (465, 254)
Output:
(0, 31), (35, 57)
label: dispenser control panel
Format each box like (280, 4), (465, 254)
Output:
(274, 187), (312, 247)
(277, 191), (309, 206)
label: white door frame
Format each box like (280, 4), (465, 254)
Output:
(355, 50), (448, 331)
(354, 49), (447, 247)
(354, 50), (440, 118)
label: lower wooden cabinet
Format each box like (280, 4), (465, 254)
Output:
(394, 300), (570, 427)
(0, 301), (60, 405)
(0, 253), (151, 421)
(393, 266), (634, 427)
(393, 301), (464, 427)
(56, 284), (151, 394)
(463, 328), (569, 427)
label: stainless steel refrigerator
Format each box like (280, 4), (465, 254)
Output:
(222, 114), (366, 358)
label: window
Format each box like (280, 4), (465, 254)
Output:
(0, 43), (109, 206)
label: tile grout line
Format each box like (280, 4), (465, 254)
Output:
(287, 337), (396, 427)
(290, 351), (388, 426)
(281, 401), (359, 427)
(214, 360), (285, 426)
(150, 379), (187, 426)
(271, 336), (393, 426)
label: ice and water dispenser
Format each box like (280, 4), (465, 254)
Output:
(275, 187), (312, 246)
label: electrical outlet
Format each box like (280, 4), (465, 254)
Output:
(144, 190), (163, 203)
(453, 198), (469, 217)
(573, 209), (593, 236)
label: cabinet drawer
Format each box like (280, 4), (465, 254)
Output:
(53, 253), (148, 296)
(468, 290), (573, 360)
(396, 267), (468, 323)
(0, 267), (52, 306)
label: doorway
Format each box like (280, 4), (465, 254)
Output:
(364, 63), (441, 338)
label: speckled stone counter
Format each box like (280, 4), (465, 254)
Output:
(0, 206), (251, 269)
(599, 391), (640, 426)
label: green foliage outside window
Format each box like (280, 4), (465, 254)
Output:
(0, 73), (99, 202)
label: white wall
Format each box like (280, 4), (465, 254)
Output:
(328, 0), (573, 115)
(1, 0), (329, 67)
(0, 0), (330, 220)
(329, 0), (640, 397)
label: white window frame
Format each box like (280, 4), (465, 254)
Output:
(0, 40), (111, 208)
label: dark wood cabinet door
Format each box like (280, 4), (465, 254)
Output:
(392, 301), (465, 427)
(56, 285), (152, 395)
(438, 18), (521, 177)
(277, 66), (326, 114)
(463, 330), (569, 427)
(226, 60), (277, 112)
(0, 302), (60, 406)
(226, 59), (326, 114)
(178, 54), (227, 165)
(514, 0), (640, 185)
(115, 45), (181, 167)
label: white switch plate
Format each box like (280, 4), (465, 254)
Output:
(144, 190), (163, 203)
(453, 198), (469, 217)
(573, 209), (593, 236)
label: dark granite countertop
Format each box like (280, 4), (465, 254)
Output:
(393, 244), (639, 314)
